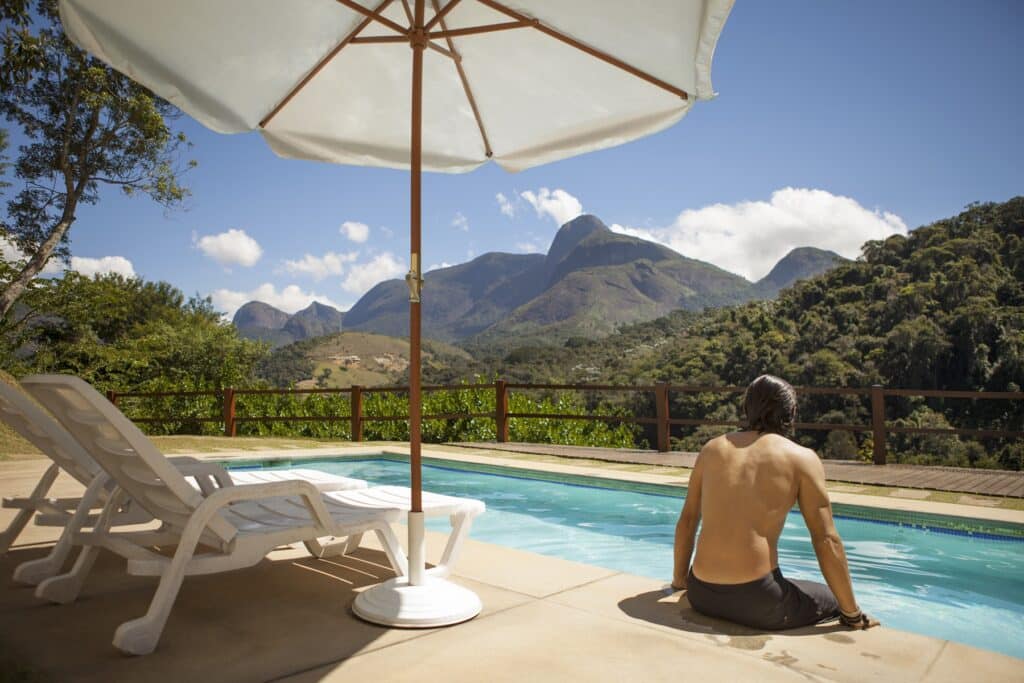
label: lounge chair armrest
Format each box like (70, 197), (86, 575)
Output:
(172, 462), (234, 495)
(195, 480), (334, 531)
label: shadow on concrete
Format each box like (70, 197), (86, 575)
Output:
(0, 543), (413, 683)
(618, 589), (851, 651)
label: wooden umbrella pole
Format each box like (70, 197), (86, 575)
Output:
(409, 0), (426, 516)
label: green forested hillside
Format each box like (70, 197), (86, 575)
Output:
(632, 199), (1022, 386)
(472, 199), (1022, 467)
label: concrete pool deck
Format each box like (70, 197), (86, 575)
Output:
(0, 448), (1022, 682)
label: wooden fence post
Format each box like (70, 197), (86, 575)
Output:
(655, 382), (670, 452)
(223, 388), (236, 438)
(495, 379), (509, 443)
(105, 390), (118, 408)
(351, 385), (363, 442)
(870, 384), (886, 465)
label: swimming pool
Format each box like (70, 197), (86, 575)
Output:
(236, 454), (1024, 659)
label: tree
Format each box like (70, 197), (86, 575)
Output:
(0, 0), (193, 318)
(1, 271), (267, 392)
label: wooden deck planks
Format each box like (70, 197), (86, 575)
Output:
(450, 442), (1024, 498)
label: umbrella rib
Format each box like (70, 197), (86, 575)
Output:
(431, 0), (493, 158)
(335, 0), (409, 34)
(424, 0), (462, 32)
(400, 0), (414, 25)
(474, 0), (689, 100)
(428, 21), (530, 39)
(260, 0), (396, 128)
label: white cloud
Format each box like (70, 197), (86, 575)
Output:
(1, 236), (127, 277)
(520, 188), (584, 227)
(70, 256), (136, 278)
(427, 262), (453, 272)
(196, 228), (263, 267)
(282, 250), (359, 280)
(341, 252), (406, 295)
(210, 283), (344, 319)
(516, 242), (542, 254)
(452, 212), (469, 232)
(1, 236), (63, 275)
(379, 225), (395, 239)
(609, 188), (908, 281)
(0, 236), (22, 263)
(340, 220), (370, 243)
(496, 192), (516, 218)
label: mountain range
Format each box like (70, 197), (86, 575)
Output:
(233, 215), (844, 347)
(234, 301), (346, 347)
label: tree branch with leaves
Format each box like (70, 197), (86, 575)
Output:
(0, 0), (194, 319)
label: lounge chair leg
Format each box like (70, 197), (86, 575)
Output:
(13, 526), (73, 586)
(303, 538), (327, 558)
(0, 464), (61, 556)
(14, 474), (108, 585)
(343, 533), (363, 554)
(428, 513), (474, 579)
(34, 480), (117, 603)
(303, 531), (364, 559)
(113, 519), (204, 655)
(0, 510), (33, 556)
(373, 525), (407, 577)
(35, 544), (102, 604)
(303, 536), (344, 558)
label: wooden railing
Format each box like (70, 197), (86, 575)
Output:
(106, 382), (1024, 465)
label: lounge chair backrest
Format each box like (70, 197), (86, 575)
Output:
(20, 375), (236, 546)
(0, 379), (99, 485)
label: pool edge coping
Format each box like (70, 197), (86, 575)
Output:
(200, 444), (1024, 527)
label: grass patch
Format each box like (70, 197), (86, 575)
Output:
(0, 423), (38, 460)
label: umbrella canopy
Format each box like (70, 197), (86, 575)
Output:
(60, 0), (731, 172)
(58, 0), (733, 627)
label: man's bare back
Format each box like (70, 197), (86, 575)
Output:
(691, 430), (816, 583)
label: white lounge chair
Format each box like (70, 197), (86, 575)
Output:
(0, 379), (366, 585)
(21, 374), (485, 655)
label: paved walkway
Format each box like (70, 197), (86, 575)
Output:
(452, 442), (1024, 498)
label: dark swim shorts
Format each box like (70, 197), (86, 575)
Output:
(687, 567), (839, 630)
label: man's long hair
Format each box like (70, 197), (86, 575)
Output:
(743, 375), (797, 435)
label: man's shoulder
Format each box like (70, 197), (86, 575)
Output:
(771, 436), (822, 470)
(699, 433), (735, 456)
(749, 433), (821, 468)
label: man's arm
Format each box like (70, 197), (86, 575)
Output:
(797, 451), (878, 628)
(672, 449), (705, 590)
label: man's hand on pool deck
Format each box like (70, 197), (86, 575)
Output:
(840, 608), (880, 630)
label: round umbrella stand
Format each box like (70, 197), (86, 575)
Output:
(353, 514), (481, 627)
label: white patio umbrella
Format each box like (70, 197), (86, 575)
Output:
(58, 0), (734, 626)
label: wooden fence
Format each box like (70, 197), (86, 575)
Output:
(106, 382), (1024, 465)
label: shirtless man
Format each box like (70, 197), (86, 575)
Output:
(672, 375), (878, 630)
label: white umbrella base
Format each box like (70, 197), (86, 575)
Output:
(352, 575), (482, 628)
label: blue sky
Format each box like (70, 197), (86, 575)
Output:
(4, 0), (1023, 317)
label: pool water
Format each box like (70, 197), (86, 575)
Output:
(256, 457), (1024, 659)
